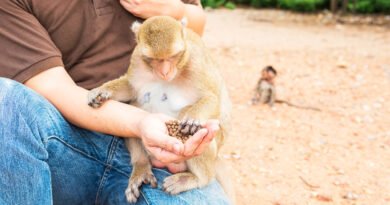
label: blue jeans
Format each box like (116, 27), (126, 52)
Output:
(0, 78), (229, 205)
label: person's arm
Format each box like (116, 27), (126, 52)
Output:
(26, 67), (147, 138)
(119, 0), (206, 35)
(25, 66), (219, 165)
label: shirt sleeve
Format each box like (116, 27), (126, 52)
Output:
(0, 1), (64, 83)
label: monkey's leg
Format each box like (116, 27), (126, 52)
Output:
(162, 140), (218, 195)
(268, 88), (276, 106)
(215, 157), (236, 204)
(87, 75), (135, 108)
(125, 138), (157, 203)
(258, 90), (268, 104)
(251, 92), (260, 105)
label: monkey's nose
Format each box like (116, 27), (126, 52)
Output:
(162, 71), (169, 77)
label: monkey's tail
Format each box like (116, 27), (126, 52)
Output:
(216, 157), (236, 205)
(275, 99), (322, 112)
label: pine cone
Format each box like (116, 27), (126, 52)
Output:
(166, 119), (202, 143)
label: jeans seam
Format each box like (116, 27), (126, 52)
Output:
(46, 135), (134, 177)
(47, 136), (108, 166)
(140, 191), (151, 205)
(111, 166), (173, 178)
(46, 135), (143, 189)
(95, 138), (119, 205)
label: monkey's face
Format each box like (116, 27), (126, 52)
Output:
(141, 49), (185, 82)
(262, 70), (276, 83)
(132, 16), (187, 82)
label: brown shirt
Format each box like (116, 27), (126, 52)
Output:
(0, 0), (198, 89)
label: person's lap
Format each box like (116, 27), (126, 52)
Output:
(0, 77), (229, 205)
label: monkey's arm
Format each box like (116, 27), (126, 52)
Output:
(88, 75), (136, 108)
(179, 94), (220, 121)
(269, 86), (276, 106)
(251, 80), (262, 105)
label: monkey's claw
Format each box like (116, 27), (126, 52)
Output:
(125, 171), (157, 203)
(179, 118), (202, 136)
(87, 89), (111, 108)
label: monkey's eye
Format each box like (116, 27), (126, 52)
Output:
(142, 56), (153, 64)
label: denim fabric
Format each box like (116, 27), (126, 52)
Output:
(0, 78), (229, 205)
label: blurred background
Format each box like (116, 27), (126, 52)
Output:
(199, 1), (390, 205)
(202, 0), (390, 14)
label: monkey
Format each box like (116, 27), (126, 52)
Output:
(251, 65), (277, 106)
(87, 16), (234, 203)
(252, 66), (321, 111)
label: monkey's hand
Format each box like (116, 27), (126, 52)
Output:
(87, 88), (112, 108)
(162, 120), (220, 194)
(182, 119), (219, 157)
(166, 119), (203, 143)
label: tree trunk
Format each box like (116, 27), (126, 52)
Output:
(341, 0), (349, 13)
(331, 0), (338, 13)
(352, 0), (357, 12)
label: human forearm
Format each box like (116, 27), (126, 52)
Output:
(182, 4), (206, 35)
(25, 67), (146, 138)
(169, 3), (206, 35)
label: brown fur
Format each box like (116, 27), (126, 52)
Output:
(251, 66), (321, 112)
(87, 16), (234, 204)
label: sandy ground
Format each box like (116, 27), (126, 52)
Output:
(203, 9), (390, 205)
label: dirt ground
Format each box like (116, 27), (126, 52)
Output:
(203, 9), (390, 205)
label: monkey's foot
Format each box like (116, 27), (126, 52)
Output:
(87, 89), (111, 108)
(125, 171), (157, 203)
(162, 172), (199, 195)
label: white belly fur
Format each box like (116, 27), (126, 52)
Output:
(129, 69), (199, 118)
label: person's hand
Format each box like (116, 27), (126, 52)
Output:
(142, 117), (220, 173)
(182, 119), (220, 157)
(137, 113), (185, 164)
(119, 0), (185, 20)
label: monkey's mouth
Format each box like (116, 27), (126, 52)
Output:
(156, 68), (177, 82)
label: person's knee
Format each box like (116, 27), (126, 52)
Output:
(145, 170), (231, 205)
(0, 77), (48, 109)
(0, 77), (23, 97)
(0, 77), (63, 135)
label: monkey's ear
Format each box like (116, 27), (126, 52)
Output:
(131, 21), (142, 35)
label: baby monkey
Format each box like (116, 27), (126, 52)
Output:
(87, 16), (233, 203)
(252, 66), (277, 106)
(252, 66), (321, 111)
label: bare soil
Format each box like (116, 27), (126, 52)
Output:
(204, 8), (390, 205)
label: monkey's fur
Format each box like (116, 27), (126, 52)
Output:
(87, 16), (234, 203)
(252, 66), (321, 111)
(252, 66), (277, 106)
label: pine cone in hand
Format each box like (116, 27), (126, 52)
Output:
(166, 119), (202, 143)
